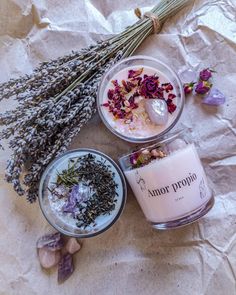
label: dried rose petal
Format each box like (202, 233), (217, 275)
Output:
(167, 102), (177, 114)
(168, 93), (176, 100)
(140, 75), (161, 98)
(162, 83), (173, 93)
(58, 254), (74, 284)
(128, 68), (143, 79)
(202, 88), (226, 106)
(107, 89), (115, 100)
(195, 81), (212, 95)
(36, 232), (64, 251)
(199, 68), (212, 81)
(121, 80), (132, 93)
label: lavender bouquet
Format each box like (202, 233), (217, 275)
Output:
(0, 0), (191, 202)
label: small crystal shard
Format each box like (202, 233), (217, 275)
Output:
(145, 99), (168, 125)
(202, 88), (226, 106)
(36, 232), (64, 251)
(63, 182), (91, 214)
(58, 254), (74, 284)
(38, 248), (61, 269)
(52, 185), (69, 199)
(65, 238), (81, 255)
(179, 69), (197, 84)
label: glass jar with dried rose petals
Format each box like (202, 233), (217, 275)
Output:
(97, 56), (185, 143)
(119, 129), (214, 229)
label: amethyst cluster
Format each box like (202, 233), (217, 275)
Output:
(36, 232), (81, 283)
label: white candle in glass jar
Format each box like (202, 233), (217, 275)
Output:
(124, 144), (212, 223)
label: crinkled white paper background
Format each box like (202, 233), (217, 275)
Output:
(0, 0), (236, 294)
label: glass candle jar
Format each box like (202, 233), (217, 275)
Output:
(39, 149), (127, 238)
(119, 131), (214, 229)
(97, 56), (184, 143)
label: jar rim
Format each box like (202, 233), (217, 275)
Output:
(39, 148), (127, 238)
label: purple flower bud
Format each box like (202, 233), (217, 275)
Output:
(199, 68), (212, 81)
(195, 81), (212, 95)
(183, 82), (195, 95)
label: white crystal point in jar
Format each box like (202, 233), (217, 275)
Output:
(145, 99), (168, 126)
(168, 138), (187, 153)
(65, 238), (81, 255)
(38, 248), (61, 269)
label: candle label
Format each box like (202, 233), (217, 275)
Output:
(125, 144), (212, 223)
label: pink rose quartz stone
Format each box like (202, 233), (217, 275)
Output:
(65, 238), (81, 255)
(38, 248), (61, 269)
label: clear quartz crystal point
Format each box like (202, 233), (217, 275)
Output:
(179, 69), (197, 84)
(145, 99), (168, 125)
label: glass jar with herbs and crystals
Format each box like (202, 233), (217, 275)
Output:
(119, 130), (214, 229)
(39, 149), (127, 238)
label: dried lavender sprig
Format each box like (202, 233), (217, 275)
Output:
(0, 41), (111, 100)
(0, 0), (192, 201)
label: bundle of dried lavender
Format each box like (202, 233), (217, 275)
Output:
(0, 0), (191, 202)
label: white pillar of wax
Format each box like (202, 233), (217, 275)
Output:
(124, 144), (211, 223)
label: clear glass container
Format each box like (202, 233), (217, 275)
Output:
(119, 130), (214, 229)
(39, 149), (127, 238)
(97, 55), (185, 143)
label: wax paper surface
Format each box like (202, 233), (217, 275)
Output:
(0, 0), (236, 294)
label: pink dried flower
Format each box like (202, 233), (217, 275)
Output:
(130, 152), (139, 165)
(184, 82), (195, 95)
(199, 68), (212, 81)
(195, 81), (212, 95)
(140, 75), (161, 98)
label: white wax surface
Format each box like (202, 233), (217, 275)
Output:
(101, 66), (179, 139)
(124, 144), (212, 223)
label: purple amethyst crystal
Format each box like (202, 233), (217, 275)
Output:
(58, 254), (74, 284)
(36, 232), (64, 251)
(202, 88), (226, 106)
(62, 183), (90, 214)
